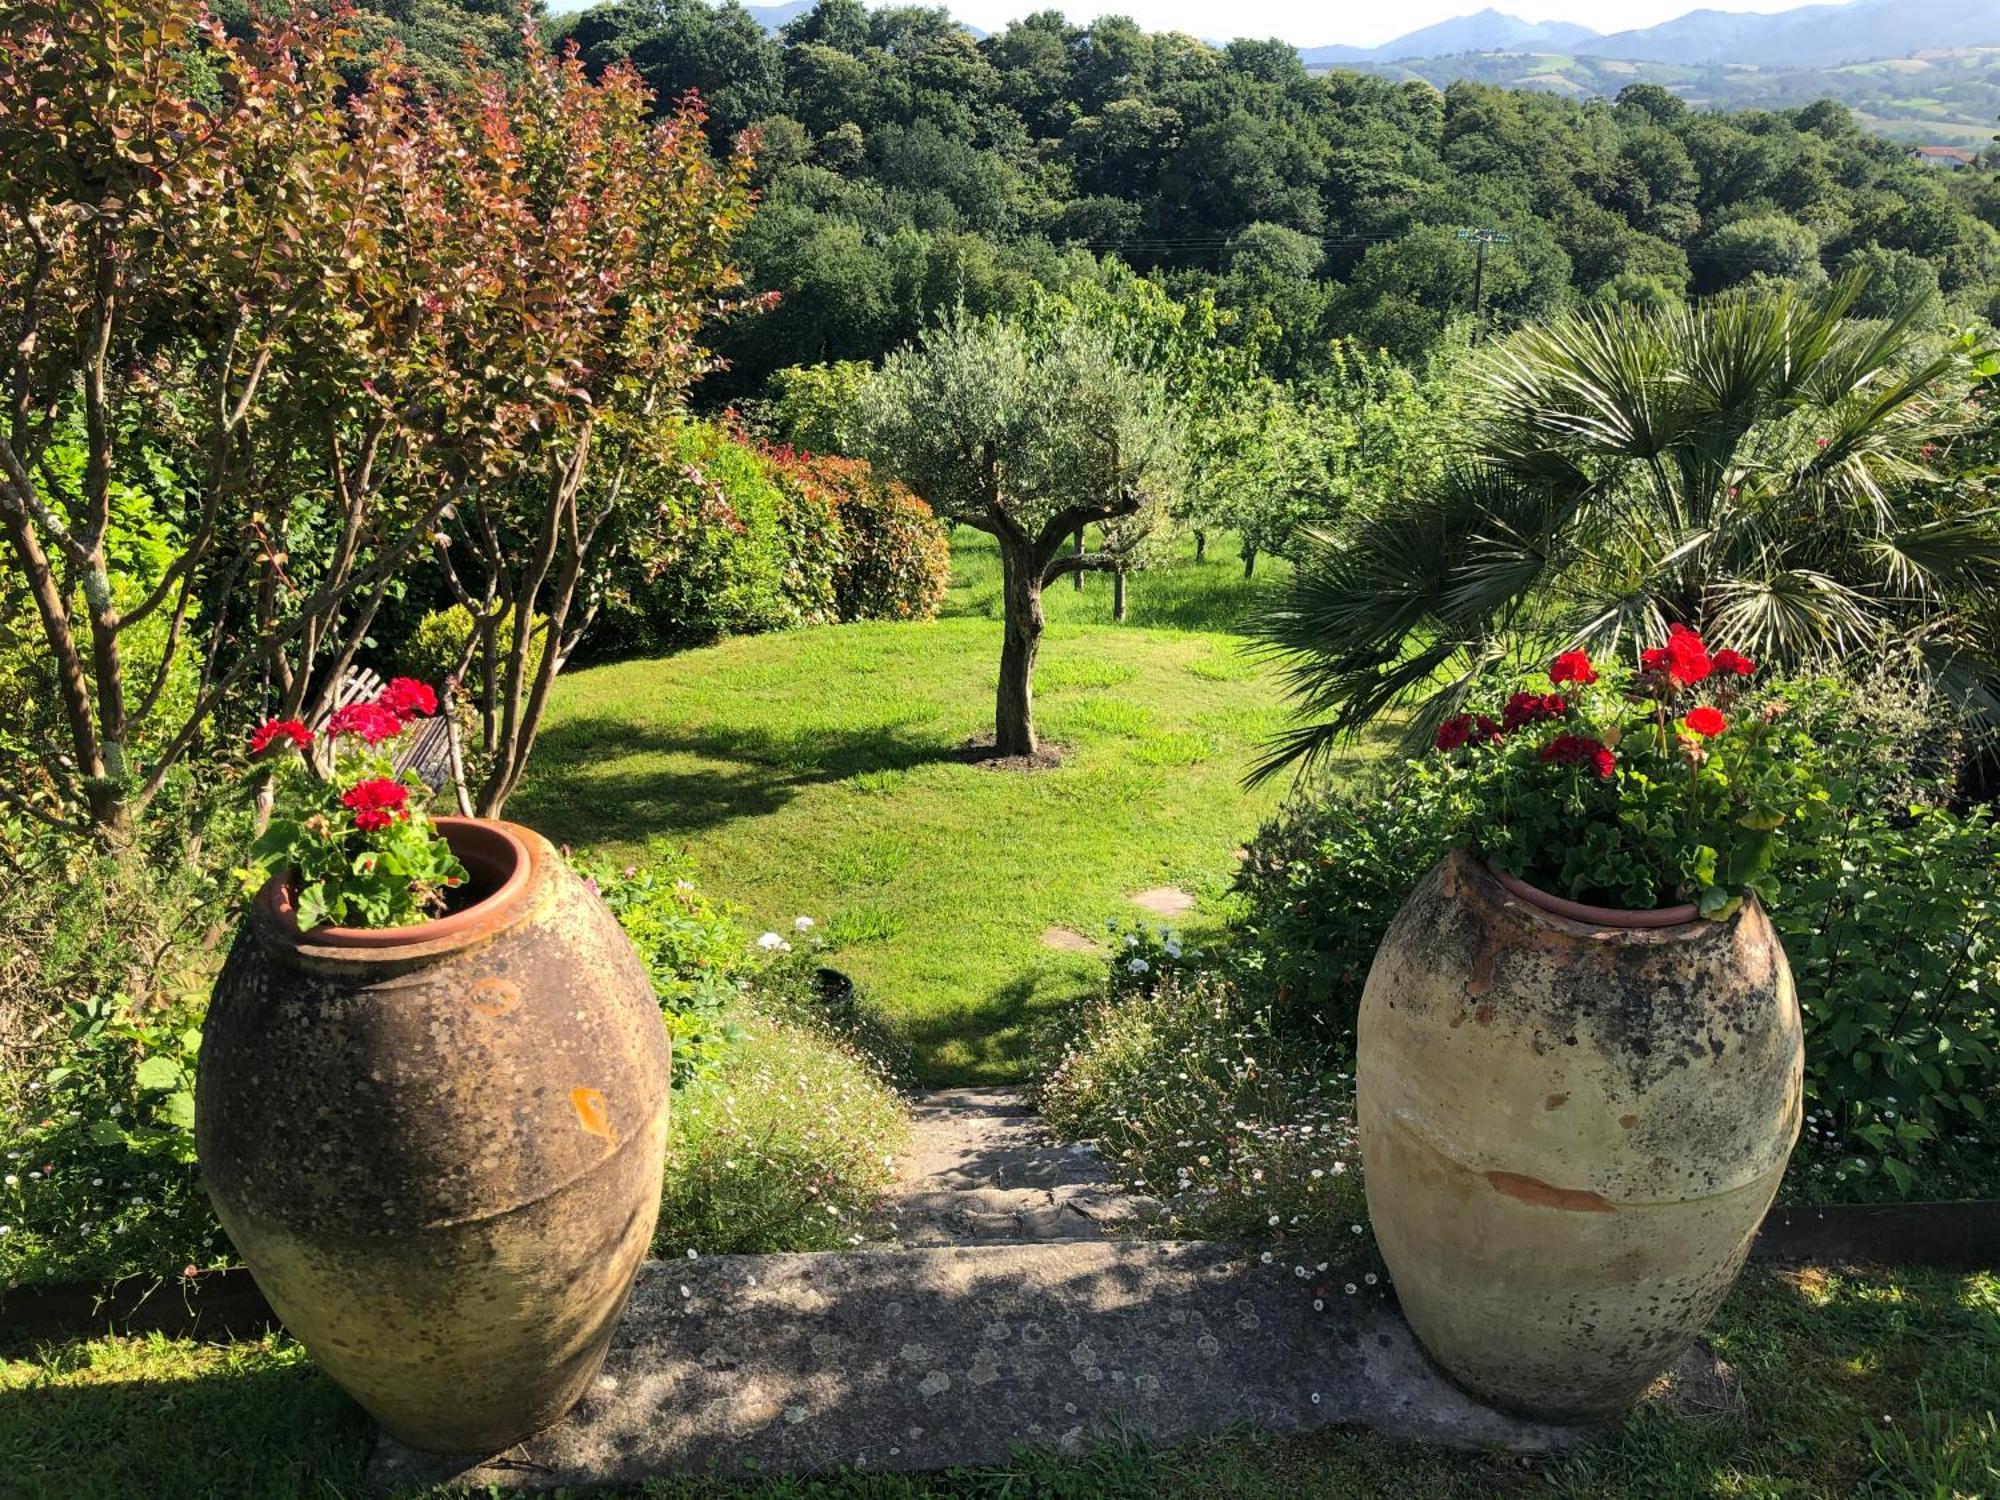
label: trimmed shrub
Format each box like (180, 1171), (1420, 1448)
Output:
(762, 449), (950, 623)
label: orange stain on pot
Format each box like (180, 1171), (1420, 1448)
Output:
(468, 978), (521, 1018)
(571, 1087), (614, 1143)
(1485, 1170), (1615, 1213)
(1543, 1093), (1570, 1111)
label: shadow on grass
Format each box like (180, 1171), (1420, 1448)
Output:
(0, 1346), (372, 1500)
(512, 715), (965, 848)
(896, 967), (1097, 1087)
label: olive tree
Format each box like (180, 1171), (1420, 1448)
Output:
(863, 307), (1182, 755)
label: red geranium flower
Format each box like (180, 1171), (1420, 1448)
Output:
(1435, 715), (1473, 752)
(1539, 732), (1616, 779)
(1641, 624), (1713, 688)
(341, 777), (410, 832)
(1548, 650), (1597, 686)
(1683, 706), (1727, 737)
(249, 718), (312, 755)
(1502, 691), (1568, 732)
(378, 678), (439, 718)
(1711, 648), (1755, 677)
(327, 701), (404, 745)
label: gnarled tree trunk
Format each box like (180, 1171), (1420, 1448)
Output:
(996, 538), (1044, 756)
(1113, 569), (1127, 622)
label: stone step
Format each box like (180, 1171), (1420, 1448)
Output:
(368, 1241), (1733, 1494)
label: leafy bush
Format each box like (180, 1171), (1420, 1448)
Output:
(0, 828), (237, 1288)
(763, 449), (950, 623)
(654, 944), (910, 1256)
(760, 360), (873, 456)
(599, 420), (838, 655)
(583, 856), (755, 1086)
(1231, 673), (2000, 1201)
(399, 604), (551, 692)
(1035, 969), (1380, 1286)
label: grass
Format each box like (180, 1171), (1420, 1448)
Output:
(5, 1264), (1994, 1498)
(511, 529), (1362, 1084)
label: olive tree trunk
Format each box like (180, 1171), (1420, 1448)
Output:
(996, 538), (1045, 756)
(1113, 569), (1128, 622)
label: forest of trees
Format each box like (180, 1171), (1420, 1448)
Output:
(289, 2), (2000, 402)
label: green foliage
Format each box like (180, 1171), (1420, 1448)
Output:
(761, 360), (876, 455)
(1257, 275), (1997, 770)
(1, 986), (228, 1288)
(1035, 968), (1377, 1260)
(601, 420), (809, 651)
(654, 946), (910, 1255)
(398, 603), (551, 690)
(583, 856), (753, 1086)
(762, 449), (951, 622)
(1429, 641), (1797, 915)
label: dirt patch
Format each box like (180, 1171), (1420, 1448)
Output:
(1128, 886), (1195, 917)
(958, 735), (1064, 773)
(1040, 926), (1101, 954)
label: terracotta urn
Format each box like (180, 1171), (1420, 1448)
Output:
(196, 818), (671, 1454)
(1356, 849), (1802, 1421)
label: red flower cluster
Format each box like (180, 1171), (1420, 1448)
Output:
(1539, 732), (1616, 779)
(1641, 624), (1713, 687)
(378, 678), (439, 718)
(341, 777), (410, 832)
(327, 700), (406, 746)
(1435, 713), (1504, 752)
(1548, 650), (1596, 686)
(1712, 648), (1755, 677)
(1503, 691), (1568, 732)
(1683, 706), (1727, 738)
(249, 718), (312, 755)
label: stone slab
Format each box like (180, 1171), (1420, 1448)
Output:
(369, 1241), (1714, 1493)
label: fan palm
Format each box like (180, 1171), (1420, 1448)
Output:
(1252, 274), (2000, 779)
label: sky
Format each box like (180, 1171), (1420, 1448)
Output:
(943, 0), (1828, 48)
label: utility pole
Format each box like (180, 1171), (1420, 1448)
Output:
(1456, 227), (1512, 335)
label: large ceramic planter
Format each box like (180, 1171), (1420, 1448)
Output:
(196, 818), (671, 1454)
(1357, 849), (1802, 1422)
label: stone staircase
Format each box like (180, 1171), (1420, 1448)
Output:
(369, 1089), (1733, 1495)
(871, 1088), (1164, 1246)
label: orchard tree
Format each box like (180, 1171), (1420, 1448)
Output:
(863, 307), (1183, 754)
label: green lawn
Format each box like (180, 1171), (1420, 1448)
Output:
(6, 1265), (1994, 1498)
(512, 530), (1350, 1083)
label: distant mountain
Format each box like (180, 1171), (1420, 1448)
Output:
(1301, 8), (1598, 66)
(1577, 0), (1998, 69)
(743, 0), (812, 33)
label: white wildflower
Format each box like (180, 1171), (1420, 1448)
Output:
(793, 916), (815, 933)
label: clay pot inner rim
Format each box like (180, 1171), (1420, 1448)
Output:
(1490, 865), (1700, 930)
(262, 817), (536, 950)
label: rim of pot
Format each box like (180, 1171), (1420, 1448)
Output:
(1489, 864), (1701, 930)
(259, 816), (537, 951)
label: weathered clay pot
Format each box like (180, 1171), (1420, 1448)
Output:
(197, 818), (671, 1454)
(1357, 850), (1802, 1422)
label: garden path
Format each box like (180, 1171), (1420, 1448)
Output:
(870, 1088), (1163, 1246)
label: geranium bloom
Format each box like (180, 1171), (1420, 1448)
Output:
(378, 678), (439, 717)
(249, 718), (312, 754)
(1435, 714), (1505, 752)
(341, 777), (410, 832)
(1640, 624), (1713, 688)
(327, 700), (404, 745)
(1539, 732), (1616, 779)
(1502, 691), (1567, 732)
(1683, 706), (1727, 737)
(1711, 648), (1755, 677)
(1548, 650), (1596, 686)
